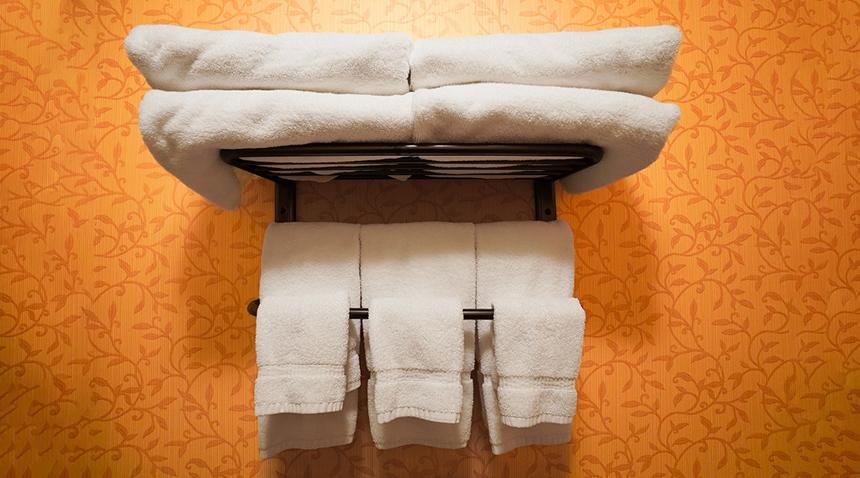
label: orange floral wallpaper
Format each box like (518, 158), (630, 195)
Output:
(2, 1), (859, 476)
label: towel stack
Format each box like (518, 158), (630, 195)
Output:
(126, 25), (681, 209)
(126, 25), (414, 209)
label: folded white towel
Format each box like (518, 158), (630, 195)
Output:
(413, 83), (680, 195)
(493, 297), (586, 427)
(254, 293), (349, 415)
(367, 297), (464, 424)
(360, 222), (476, 449)
(476, 221), (575, 454)
(256, 222), (360, 456)
(138, 89), (413, 209)
(125, 25), (411, 94)
(410, 26), (680, 96)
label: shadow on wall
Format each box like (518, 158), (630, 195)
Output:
(558, 180), (663, 477)
(297, 179), (537, 223)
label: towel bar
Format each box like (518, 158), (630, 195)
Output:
(225, 143), (603, 318)
(246, 299), (493, 320)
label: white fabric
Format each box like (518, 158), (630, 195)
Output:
(137, 89), (413, 209)
(409, 26), (680, 96)
(138, 85), (676, 209)
(493, 297), (586, 427)
(367, 377), (473, 450)
(413, 83), (681, 195)
(367, 297), (464, 424)
(360, 222), (476, 449)
(257, 390), (358, 458)
(256, 223), (360, 456)
(254, 293), (349, 415)
(125, 25), (411, 94)
(260, 223), (360, 305)
(478, 375), (569, 454)
(359, 222), (476, 308)
(475, 221), (575, 454)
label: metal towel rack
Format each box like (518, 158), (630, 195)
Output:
(221, 143), (604, 319)
(245, 302), (494, 320)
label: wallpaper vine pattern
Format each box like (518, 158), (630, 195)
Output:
(1, 1), (858, 476)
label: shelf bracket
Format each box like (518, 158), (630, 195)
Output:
(534, 179), (557, 221)
(274, 181), (296, 223)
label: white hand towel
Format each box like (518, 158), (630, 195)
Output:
(412, 83), (680, 195)
(254, 293), (349, 415)
(256, 222), (360, 456)
(476, 220), (575, 454)
(125, 25), (411, 94)
(360, 222), (476, 449)
(367, 297), (464, 424)
(410, 25), (680, 96)
(137, 89), (413, 209)
(493, 297), (586, 427)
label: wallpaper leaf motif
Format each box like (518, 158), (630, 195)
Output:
(1, 0), (858, 477)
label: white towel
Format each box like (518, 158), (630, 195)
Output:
(137, 89), (413, 209)
(409, 26), (681, 96)
(367, 297), (464, 424)
(360, 222), (476, 449)
(476, 221), (575, 454)
(125, 25), (411, 94)
(493, 297), (586, 427)
(254, 293), (350, 415)
(412, 83), (680, 195)
(360, 222), (476, 307)
(257, 390), (358, 459)
(256, 222), (360, 456)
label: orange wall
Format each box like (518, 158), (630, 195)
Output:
(2, 1), (859, 476)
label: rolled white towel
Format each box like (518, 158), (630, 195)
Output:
(410, 25), (680, 96)
(125, 25), (412, 94)
(137, 89), (413, 209)
(412, 83), (680, 195)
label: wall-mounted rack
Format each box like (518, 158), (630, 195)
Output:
(221, 143), (603, 318)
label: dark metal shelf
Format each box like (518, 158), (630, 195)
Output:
(221, 143), (603, 318)
(221, 143), (602, 183)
